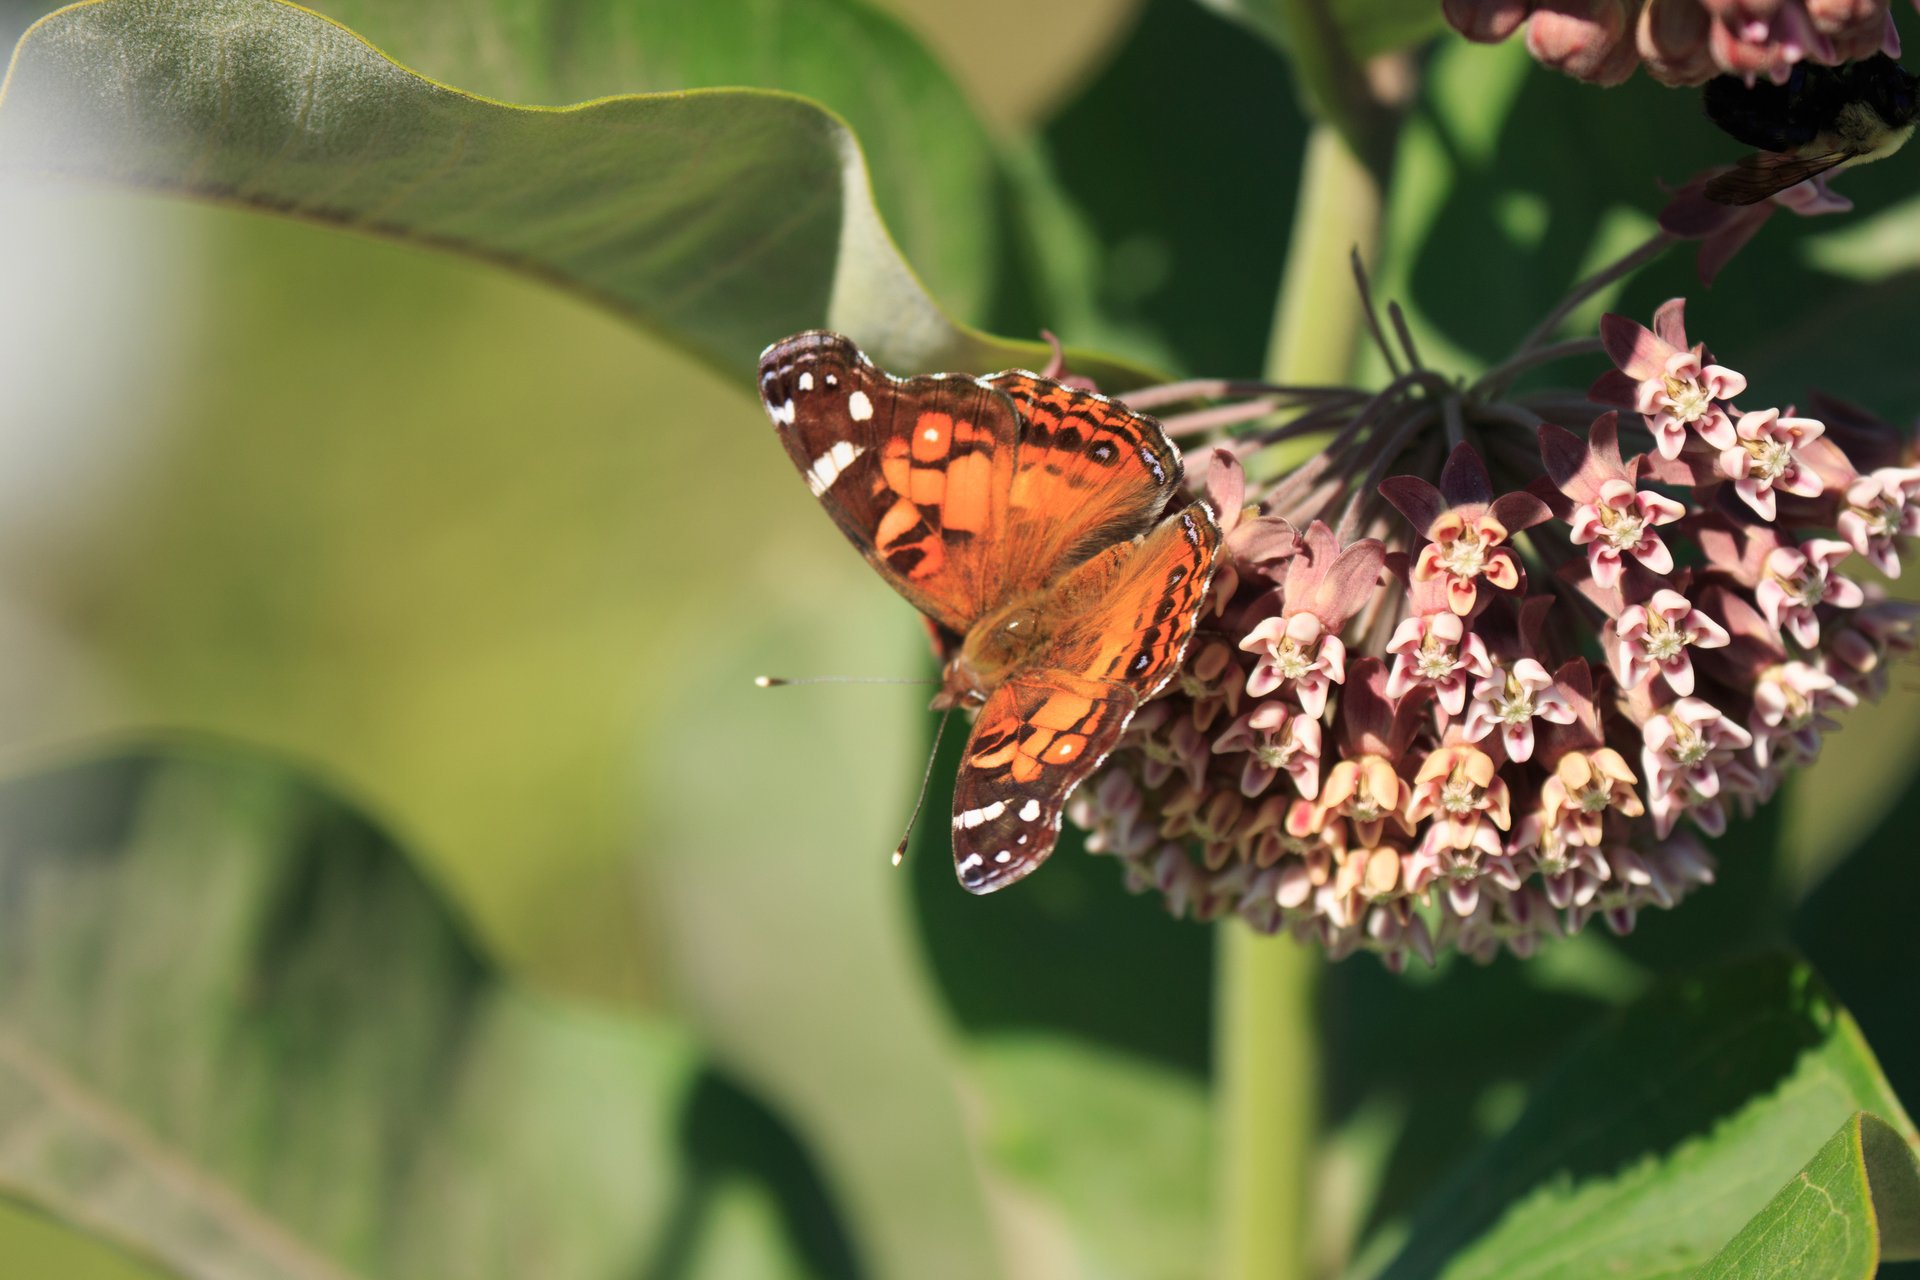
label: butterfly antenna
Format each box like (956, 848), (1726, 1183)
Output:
(754, 674), (938, 687)
(892, 707), (955, 868)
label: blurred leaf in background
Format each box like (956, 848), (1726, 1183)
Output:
(0, 743), (871, 1280)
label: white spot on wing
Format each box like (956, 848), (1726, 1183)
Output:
(1018, 799), (1041, 822)
(805, 441), (863, 496)
(848, 390), (874, 421)
(797, 371), (814, 392)
(994, 851), (1012, 864)
(952, 800), (1007, 830)
(770, 398), (796, 426)
(959, 853), (984, 872)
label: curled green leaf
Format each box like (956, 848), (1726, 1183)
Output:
(1697, 1112), (1920, 1279)
(0, 0), (1122, 378)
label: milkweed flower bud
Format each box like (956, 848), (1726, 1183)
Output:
(1445, 0), (1901, 84)
(1526, 0), (1644, 82)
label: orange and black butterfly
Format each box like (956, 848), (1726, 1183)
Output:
(757, 331), (1221, 893)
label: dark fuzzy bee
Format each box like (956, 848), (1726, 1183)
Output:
(1702, 54), (1919, 204)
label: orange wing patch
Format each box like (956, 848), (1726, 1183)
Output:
(873, 407), (1009, 581)
(1039, 501), (1223, 696)
(990, 373), (1185, 587)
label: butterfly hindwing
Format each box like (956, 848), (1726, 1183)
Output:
(951, 671), (1138, 893)
(950, 500), (1223, 893)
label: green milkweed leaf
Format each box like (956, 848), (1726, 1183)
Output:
(1695, 1111), (1920, 1279)
(1362, 955), (1917, 1280)
(0, 0), (1133, 379)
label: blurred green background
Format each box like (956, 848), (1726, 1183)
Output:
(3, 0), (1919, 1275)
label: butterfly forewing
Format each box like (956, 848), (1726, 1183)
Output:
(987, 372), (1186, 586)
(759, 333), (1189, 628)
(1037, 500), (1224, 695)
(759, 331), (1019, 632)
(950, 500), (1223, 893)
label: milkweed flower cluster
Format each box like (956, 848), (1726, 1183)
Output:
(1441, 0), (1902, 85)
(1068, 278), (1919, 969)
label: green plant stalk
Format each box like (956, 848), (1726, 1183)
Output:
(1214, 927), (1322, 1280)
(1263, 126), (1381, 394)
(1216, 122), (1383, 1280)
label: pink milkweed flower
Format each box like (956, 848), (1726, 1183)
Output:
(1749, 660), (1857, 768)
(1526, 0), (1642, 83)
(1596, 300), (1745, 459)
(1839, 467), (1920, 576)
(1212, 701), (1324, 799)
(1173, 636), (1243, 733)
(1719, 408), (1827, 520)
(1312, 757), (1414, 852)
(1133, 704), (1210, 792)
(1464, 657), (1578, 762)
(1512, 815), (1612, 909)
(1386, 610), (1493, 718)
(1408, 743), (1513, 855)
(1755, 538), (1864, 649)
(1569, 478), (1687, 588)
(1309, 661), (1422, 847)
(1540, 415), (1685, 588)
(1382, 443), (1552, 616)
(1241, 613), (1345, 715)
(1614, 588), (1731, 695)
(1321, 838), (1408, 928)
(1641, 698), (1755, 837)
(1539, 748), (1644, 848)
(1238, 521), (1385, 715)
(1827, 595), (1920, 699)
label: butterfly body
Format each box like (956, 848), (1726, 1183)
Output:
(1703, 55), (1919, 204)
(757, 331), (1221, 893)
(931, 593), (1050, 710)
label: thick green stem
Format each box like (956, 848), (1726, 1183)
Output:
(1216, 119), (1385, 1280)
(1215, 926), (1322, 1280)
(1261, 128), (1381, 393)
